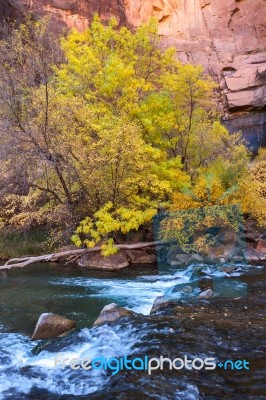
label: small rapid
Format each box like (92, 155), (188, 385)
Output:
(0, 324), (140, 398)
(0, 261), (265, 399)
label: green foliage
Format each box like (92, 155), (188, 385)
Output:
(0, 230), (50, 259)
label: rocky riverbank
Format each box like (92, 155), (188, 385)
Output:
(1, 220), (265, 271)
(62, 235), (266, 270)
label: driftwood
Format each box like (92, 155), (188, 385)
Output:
(0, 241), (162, 271)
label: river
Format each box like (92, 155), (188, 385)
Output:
(0, 261), (265, 399)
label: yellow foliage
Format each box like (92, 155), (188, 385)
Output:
(234, 161), (266, 226)
(171, 161), (266, 228)
(1, 15), (263, 254)
(72, 202), (157, 255)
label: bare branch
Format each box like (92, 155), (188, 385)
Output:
(0, 241), (163, 270)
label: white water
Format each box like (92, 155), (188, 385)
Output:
(0, 324), (140, 398)
(0, 266), (194, 398)
(49, 266), (193, 315)
(0, 262), (259, 399)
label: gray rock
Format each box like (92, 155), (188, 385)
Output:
(79, 251), (129, 270)
(93, 303), (134, 326)
(170, 253), (192, 266)
(166, 245), (183, 263)
(231, 256), (245, 262)
(126, 250), (157, 264)
(256, 239), (266, 254)
(245, 246), (266, 261)
(190, 253), (203, 263)
(217, 266), (237, 274)
(203, 256), (217, 265)
(150, 296), (177, 313)
(31, 313), (76, 340)
(218, 257), (227, 264)
(198, 289), (213, 299)
(181, 285), (193, 294)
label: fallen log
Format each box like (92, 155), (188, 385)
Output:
(0, 241), (163, 270)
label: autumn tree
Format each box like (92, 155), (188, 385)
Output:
(0, 15), (261, 257)
(54, 16), (254, 253)
(0, 18), (73, 203)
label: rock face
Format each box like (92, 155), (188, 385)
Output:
(223, 112), (266, 151)
(6, 0), (266, 143)
(93, 303), (134, 326)
(0, 1), (14, 23)
(31, 313), (76, 340)
(22, 0), (128, 32)
(0, 0), (23, 31)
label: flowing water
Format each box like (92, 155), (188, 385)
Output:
(0, 261), (265, 399)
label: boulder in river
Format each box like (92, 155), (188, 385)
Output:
(166, 245), (183, 263)
(170, 253), (192, 267)
(79, 251), (129, 270)
(126, 249), (157, 264)
(150, 296), (180, 313)
(169, 252), (204, 267)
(198, 289), (213, 299)
(93, 303), (135, 326)
(245, 245), (266, 261)
(31, 313), (76, 340)
(255, 239), (266, 254)
(217, 266), (237, 273)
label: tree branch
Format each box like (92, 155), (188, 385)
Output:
(0, 241), (163, 270)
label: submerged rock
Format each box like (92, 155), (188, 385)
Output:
(31, 313), (76, 340)
(32, 329), (79, 355)
(93, 303), (135, 326)
(181, 285), (193, 294)
(217, 266), (237, 273)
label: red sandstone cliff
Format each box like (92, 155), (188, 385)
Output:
(3, 0), (266, 145)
